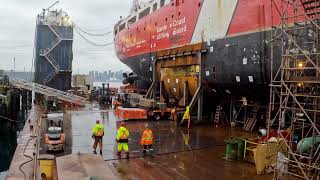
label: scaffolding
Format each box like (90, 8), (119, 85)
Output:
(269, 0), (320, 179)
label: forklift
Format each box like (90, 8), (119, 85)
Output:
(44, 113), (65, 152)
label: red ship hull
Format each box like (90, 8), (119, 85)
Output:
(114, 0), (305, 98)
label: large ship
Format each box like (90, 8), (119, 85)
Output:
(114, 0), (306, 102)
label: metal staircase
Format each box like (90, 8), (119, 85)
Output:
(301, 0), (320, 19)
(11, 78), (87, 106)
(39, 38), (61, 56)
(39, 24), (68, 85)
(43, 69), (58, 85)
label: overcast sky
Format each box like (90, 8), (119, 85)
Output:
(0, 0), (132, 74)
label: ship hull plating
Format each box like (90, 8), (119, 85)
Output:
(121, 30), (280, 101)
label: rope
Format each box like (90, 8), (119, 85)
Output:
(74, 24), (112, 37)
(74, 28), (114, 47)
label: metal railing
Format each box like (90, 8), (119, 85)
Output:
(11, 78), (87, 106)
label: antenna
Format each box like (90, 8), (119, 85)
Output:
(46, 1), (60, 11)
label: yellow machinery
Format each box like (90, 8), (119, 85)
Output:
(39, 154), (55, 180)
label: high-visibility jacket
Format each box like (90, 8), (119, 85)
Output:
(117, 127), (129, 143)
(92, 124), (104, 137)
(182, 106), (190, 120)
(140, 129), (154, 145)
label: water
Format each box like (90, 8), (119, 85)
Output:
(0, 123), (17, 178)
(0, 107), (28, 177)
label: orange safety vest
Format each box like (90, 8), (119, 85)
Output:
(140, 129), (153, 145)
(120, 132), (128, 140)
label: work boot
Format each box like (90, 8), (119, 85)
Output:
(142, 149), (146, 154)
(117, 152), (121, 159)
(93, 150), (97, 154)
(100, 150), (103, 156)
(126, 152), (130, 159)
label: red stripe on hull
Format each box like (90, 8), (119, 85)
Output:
(115, 0), (306, 60)
(227, 0), (305, 35)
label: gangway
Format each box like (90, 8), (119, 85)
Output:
(11, 78), (87, 106)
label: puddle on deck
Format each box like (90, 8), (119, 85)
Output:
(63, 110), (221, 160)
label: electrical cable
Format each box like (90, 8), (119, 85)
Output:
(71, 20), (112, 32)
(74, 28), (114, 47)
(104, 143), (225, 162)
(0, 114), (25, 122)
(74, 24), (112, 37)
(19, 135), (37, 180)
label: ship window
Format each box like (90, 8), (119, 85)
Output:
(160, 0), (165, 7)
(198, 2), (201, 7)
(153, 3), (157, 11)
(178, 12), (181, 16)
(139, 7), (150, 20)
(128, 16), (136, 24)
(172, 14), (174, 19)
(165, 17), (168, 21)
(236, 76), (240, 82)
(119, 23), (126, 32)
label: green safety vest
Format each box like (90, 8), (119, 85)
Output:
(183, 106), (190, 120)
(92, 124), (104, 137)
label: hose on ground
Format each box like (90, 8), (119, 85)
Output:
(104, 143), (225, 162)
(19, 135), (37, 180)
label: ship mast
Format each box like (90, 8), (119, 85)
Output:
(130, 0), (140, 14)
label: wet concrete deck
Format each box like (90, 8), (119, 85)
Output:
(42, 109), (276, 179)
(6, 104), (43, 180)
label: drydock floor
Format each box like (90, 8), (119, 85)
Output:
(38, 108), (276, 180)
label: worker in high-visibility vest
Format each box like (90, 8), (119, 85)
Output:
(182, 106), (191, 128)
(116, 122), (130, 159)
(182, 106), (190, 122)
(140, 123), (154, 153)
(92, 120), (104, 155)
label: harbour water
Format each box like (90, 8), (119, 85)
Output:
(92, 81), (123, 88)
(0, 106), (29, 178)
